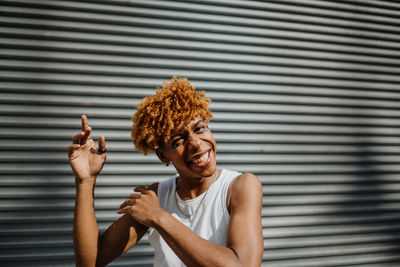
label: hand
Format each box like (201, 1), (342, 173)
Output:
(117, 187), (164, 227)
(68, 115), (107, 184)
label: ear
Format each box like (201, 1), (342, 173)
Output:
(155, 147), (170, 166)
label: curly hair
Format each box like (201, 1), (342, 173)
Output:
(131, 77), (213, 155)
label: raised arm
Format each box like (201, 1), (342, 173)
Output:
(68, 115), (148, 267)
(68, 115), (107, 266)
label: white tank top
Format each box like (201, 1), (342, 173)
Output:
(148, 169), (241, 267)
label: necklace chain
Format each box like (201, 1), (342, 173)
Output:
(175, 170), (219, 220)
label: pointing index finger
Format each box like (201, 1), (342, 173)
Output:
(81, 115), (89, 131)
(80, 115), (91, 144)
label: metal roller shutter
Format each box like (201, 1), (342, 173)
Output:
(0, 0), (399, 266)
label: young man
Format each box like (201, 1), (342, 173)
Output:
(68, 77), (263, 266)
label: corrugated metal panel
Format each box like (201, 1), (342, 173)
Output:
(0, 0), (399, 266)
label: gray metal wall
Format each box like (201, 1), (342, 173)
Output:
(1, 0), (400, 266)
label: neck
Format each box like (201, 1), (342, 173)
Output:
(176, 169), (219, 200)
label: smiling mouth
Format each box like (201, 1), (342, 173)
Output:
(189, 151), (211, 166)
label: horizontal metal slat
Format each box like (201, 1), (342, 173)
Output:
(283, 0), (400, 18)
(3, 90), (400, 110)
(264, 232), (400, 250)
(1, 26), (399, 59)
(2, 48), (400, 77)
(262, 213), (400, 228)
(262, 203), (400, 217)
(106, 0), (400, 27)
(262, 193), (400, 206)
(263, 222), (400, 238)
(343, 0), (400, 13)
(3, 58), (400, 83)
(262, 242), (400, 260)
(197, 0), (400, 21)
(1, 13), (400, 50)
(258, 173), (400, 184)
(1, 70), (399, 92)
(262, 249), (400, 267)
(3, 0), (400, 35)
(2, 37), (399, 67)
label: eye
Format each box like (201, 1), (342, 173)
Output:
(171, 137), (184, 149)
(195, 125), (206, 133)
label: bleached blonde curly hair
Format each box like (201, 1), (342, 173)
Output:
(131, 77), (213, 155)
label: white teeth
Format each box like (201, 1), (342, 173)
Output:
(192, 152), (209, 165)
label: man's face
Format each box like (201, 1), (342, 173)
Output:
(158, 118), (217, 179)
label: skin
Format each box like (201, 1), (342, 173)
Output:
(69, 115), (263, 267)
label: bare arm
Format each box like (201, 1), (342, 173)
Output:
(96, 214), (148, 266)
(118, 173), (263, 266)
(75, 183), (149, 267)
(226, 173), (264, 265)
(69, 115), (105, 266)
(73, 181), (98, 266)
(96, 183), (159, 266)
(69, 115), (148, 267)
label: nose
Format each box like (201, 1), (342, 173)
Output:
(187, 133), (201, 151)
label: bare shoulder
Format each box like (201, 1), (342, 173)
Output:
(227, 172), (262, 212)
(231, 172), (261, 190)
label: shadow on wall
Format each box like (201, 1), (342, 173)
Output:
(336, 123), (400, 263)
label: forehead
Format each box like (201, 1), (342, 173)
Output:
(171, 117), (203, 135)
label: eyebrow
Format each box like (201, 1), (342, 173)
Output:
(170, 120), (204, 139)
(193, 119), (204, 128)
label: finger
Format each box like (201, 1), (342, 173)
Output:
(116, 205), (131, 214)
(68, 144), (81, 150)
(80, 115), (92, 144)
(119, 199), (136, 209)
(134, 186), (147, 193)
(81, 126), (91, 145)
(129, 193), (142, 199)
(72, 131), (85, 144)
(81, 115), (88, 132)
(97, 135), (106, 156)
